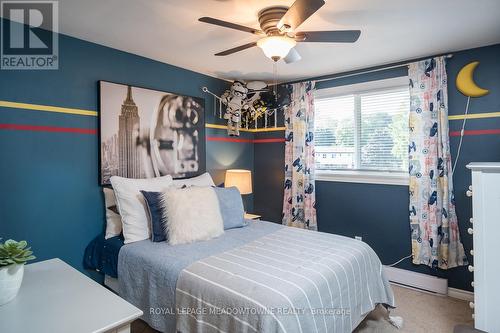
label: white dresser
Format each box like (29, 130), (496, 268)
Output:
(0, 258), (143, 333)
(467, 162), (500, 332)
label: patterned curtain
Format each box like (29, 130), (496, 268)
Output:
(409, 57), (468, 269)
(282, 81), (317, 230)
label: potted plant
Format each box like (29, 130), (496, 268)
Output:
(0, 239), (35, 306)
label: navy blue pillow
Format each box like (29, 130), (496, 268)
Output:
(141, 191), (167, 242)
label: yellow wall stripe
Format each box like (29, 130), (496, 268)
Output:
(0, 101), (285, 133)
(5, 99), (497, 127)
(251, 126), (287, 132)
(205, 123), (232, 130)
(0, 100), (98, 117)
(0, 101), (286, 132)
(448, 111), (500, 121)
(205, 123), (286, 133)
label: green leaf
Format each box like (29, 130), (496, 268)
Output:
(0, 239), (35, 267)
(4, 239), (16, 247)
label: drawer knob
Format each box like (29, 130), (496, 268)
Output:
(469, 218), (474, 224)
(468, 265), (474, 272)
(466, 190), (473, 197)
(471, 281), (474, 288)
(470, 249), (474, 256)
(468, 228), (474, 235)
(469, 302), (474, 309)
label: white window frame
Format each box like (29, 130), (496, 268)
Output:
(314, 76), (410, 186)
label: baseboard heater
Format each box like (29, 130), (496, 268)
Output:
(383, 266), (448, 295)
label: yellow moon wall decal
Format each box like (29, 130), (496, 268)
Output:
(456, 61), (490, 97)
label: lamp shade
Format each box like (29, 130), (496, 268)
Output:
(256, 36), (296, 60)
(225, 169), (252, 195)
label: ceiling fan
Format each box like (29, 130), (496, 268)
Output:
(199, 0), (361, 64)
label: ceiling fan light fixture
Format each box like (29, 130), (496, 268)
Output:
(256, 36), (296, 61)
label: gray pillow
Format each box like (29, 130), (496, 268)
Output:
(213, 187), (246, 230)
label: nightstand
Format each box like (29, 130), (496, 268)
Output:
(244, 213), (261, 220)
(0, 258), (142, 333)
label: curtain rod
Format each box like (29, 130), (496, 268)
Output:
(312, 54), (453, 84)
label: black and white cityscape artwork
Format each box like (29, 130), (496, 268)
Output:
(100, 81), (205, 185)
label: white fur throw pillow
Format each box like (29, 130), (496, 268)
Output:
(162, 187), (224, 245)
(110, 175), (173, 244)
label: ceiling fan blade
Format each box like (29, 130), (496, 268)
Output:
(277, 0), (325, 32)
(295, 30), (361, 43)
(199, 17), (263, 35)
(215, 42), (257, 56)
(283, 48), (302, 64)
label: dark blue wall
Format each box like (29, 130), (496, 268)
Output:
(254, 43), (500, 291)
(254, 131), (285, 223)
(0, 21), (258, 278)
(207, 129), (255, 211)
(446, 43), (500, 290)
(1, 15), (498, 292)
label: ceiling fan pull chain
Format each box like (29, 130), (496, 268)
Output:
(271, 61), (280, 129)
(273, 61), (278, 98)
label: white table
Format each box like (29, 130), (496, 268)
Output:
(0, 258), (142, 333)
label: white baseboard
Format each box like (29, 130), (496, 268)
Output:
(384, 266), (448, 295)
(384, 266), (474, 301)
(448, 287), (474, 302)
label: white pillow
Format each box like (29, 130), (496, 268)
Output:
(172, 172), (215, 188)
(103, 188), (122, 239)
(110, 175), (173, 244)
(162, 187), (224, 245)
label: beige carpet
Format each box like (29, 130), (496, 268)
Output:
(132, 284), (474, 333)
(355, 284), (474, 333)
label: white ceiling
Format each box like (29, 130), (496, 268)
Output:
(21, 0), (500, 81)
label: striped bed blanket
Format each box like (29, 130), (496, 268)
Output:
(175, 226), (395, 333)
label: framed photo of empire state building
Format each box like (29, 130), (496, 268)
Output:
(99, 81), (205, 185)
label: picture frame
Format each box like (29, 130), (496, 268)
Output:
(99, 80), (205, 185)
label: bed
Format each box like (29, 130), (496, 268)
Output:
(93, 220), (394, 333)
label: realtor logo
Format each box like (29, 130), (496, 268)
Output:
(1, 1), (58, 69)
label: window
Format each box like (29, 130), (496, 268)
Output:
(314, 77), (410, 185)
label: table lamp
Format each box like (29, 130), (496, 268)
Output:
(224, 169), (252, 195)
(225, 169), (260, 219)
